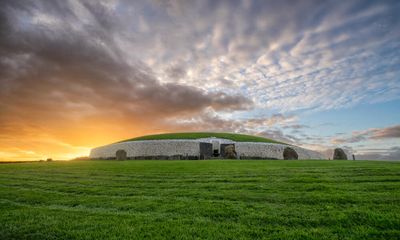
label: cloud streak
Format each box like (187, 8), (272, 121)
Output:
(332, 125), (400, 144)
(355, 147), (400, 160)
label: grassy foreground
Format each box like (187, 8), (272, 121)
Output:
(0, 160), (399, 240)
(119, 132), (286, 144)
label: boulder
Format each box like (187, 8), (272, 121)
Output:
(333, 148), (347, 160)
(283, 147), (298, 160)
(224, 145), (237, 159)
(116, 149), (127, 160)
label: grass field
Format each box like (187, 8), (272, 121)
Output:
(119, 132), (286, 144)
(1, 160), (399, 239)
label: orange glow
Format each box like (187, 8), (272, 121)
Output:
(0, 117), (174, 161)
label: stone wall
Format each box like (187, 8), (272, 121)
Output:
(90, 139), (325, 160)
(90, 140), (201, 159)
(235, 142), (324, 160)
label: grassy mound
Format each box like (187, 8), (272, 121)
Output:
(120, 132), (286, 144)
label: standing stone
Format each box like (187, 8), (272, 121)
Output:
(224, 145), (237, 159)
(116, 149), (127, 160)
(283, 147), (298, 160)
(333, 148), (347, 160)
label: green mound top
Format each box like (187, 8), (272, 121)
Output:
(119, 132), (287, 144)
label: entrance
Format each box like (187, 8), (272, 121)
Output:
(212, 140), (220, 157)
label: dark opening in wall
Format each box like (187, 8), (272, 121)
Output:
(212, 140), (220, 157)
(200, 142), (213, 159)
(213, 149), (219, 157)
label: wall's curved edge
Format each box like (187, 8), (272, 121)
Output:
(90, 140), (325, 160)
(337, 148), (353, 160)
(341, 148), (353, 160)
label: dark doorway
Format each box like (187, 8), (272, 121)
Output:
(212, 140), (220, 157)
(200, 142), (213, 159)
(213, 149), (219, 157)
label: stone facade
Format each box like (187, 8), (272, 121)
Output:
(235, 142), (324, 160)
(90, 138), (325, 160)
(90, 140), (201, 159)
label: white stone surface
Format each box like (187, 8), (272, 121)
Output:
(90, 140), (201, 159)
(196, 137), (235, 144)
(235, 142), (324, 159)
(90, 139), (325, 160)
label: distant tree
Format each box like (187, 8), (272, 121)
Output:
(46, 158), (53, 162)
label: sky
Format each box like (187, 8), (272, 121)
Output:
(0, 0), (399, 161)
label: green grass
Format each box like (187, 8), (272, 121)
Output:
(1, 160), (399, 239)
(119, 132), (286, 144)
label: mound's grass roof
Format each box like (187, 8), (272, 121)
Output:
(119, 132), (287, 144)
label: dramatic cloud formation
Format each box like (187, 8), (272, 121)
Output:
(165, 113), (296, 134)
(0, 0), (399, 160)
(0, 0), (254, 160)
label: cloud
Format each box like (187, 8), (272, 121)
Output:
(0, 0), (253, 160)
(355, 147), (400, 160)
(257, 129), (300, 144)
(282, 124), (309, 130)
(332, 125), (400, 144)
(370, 125), (400, 139)
(164, 112), (296, 136)
(2, 1), (397, 115)
(0, 1), (253, 120)
(227, 1), (400, 112)
(165, 64), (187, 80)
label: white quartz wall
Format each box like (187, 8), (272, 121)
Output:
(235, 142), (325, 160)
(90, 140), (200, 159)
(90, 139), (325, 160)
(196, 137), (235, 144)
